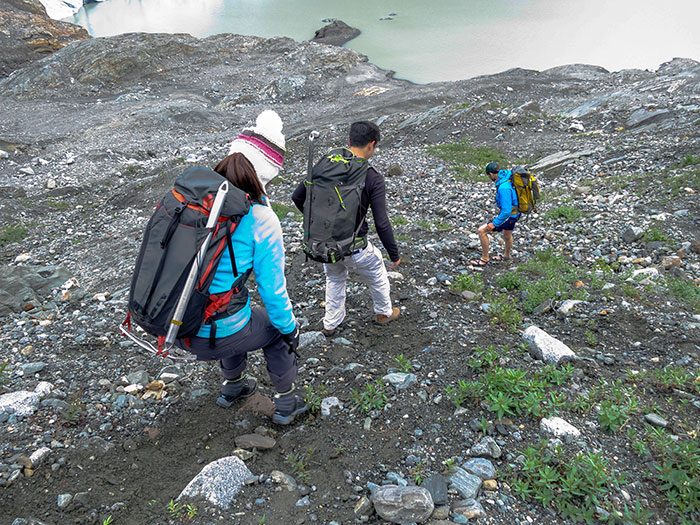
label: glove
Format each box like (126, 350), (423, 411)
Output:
(281, 324), (300, 357)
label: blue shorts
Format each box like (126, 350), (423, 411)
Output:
(493, 216), (519, 232)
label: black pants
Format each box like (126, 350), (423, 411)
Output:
(178, 308), (297, 392)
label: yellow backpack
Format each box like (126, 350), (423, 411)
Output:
(511, 166), (540, 214)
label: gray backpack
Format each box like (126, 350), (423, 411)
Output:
(302, 147), (368, 263)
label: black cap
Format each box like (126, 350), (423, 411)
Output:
(485, 162), (499, 174)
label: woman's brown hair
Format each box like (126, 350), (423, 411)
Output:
(214, 153), (265, 203)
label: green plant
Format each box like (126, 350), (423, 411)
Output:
(351, 379), (387, 413)
(391, 216), (408, 226)
(427, 139), (511, 182)
(487, 391), (515, 420)
(286, 447), (314, 484)
(487, 293), (522, 331)
(642, 227), (672, 243)
(495, 273), (524, 291)
(167, 500), (181, 520)
(393, 353), (412, 373)
(467, 345), (499, 370)
(61, 391), (86, 426)
(103, 516), (114, 525)
(666, 278), (700, 313)
(0, 225), (28, 246)
(443, 456), (458, 476)
(544, 205), (581, 223)
(47, 199), (70, 211)
(451, 273), (484, 294)
(511, 442), (649, 523)
(0, 362), (8, 385)
(411, 461), (426, 485)
(677, 154), (700, 168)
(477, 416), (491, 435)
(303, 384), (328, 415)
(271, 202), (301, 222)
(415, 219), (432, 229)
(585, 329), (597, 347)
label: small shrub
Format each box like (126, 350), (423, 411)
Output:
(495, 273), (524, 290)
(544, 205), (581, 223)
(391, 216), (408, 226)
(666, 277), (700, 313)
(286, 447), (314, 484)
(303, 384), (328, 415)
(393, 354), (412, 373)
(351, 380), (387, 413)
(451, 273), (484, 294)
(487, 294), (522, 331)
(642, 227), (672, 243)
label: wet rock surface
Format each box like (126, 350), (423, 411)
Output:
(0, 18), (699, 525)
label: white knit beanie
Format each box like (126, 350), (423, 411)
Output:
(228, 110), (286, 187)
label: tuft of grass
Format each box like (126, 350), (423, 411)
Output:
(544, 205), (581, 223)
(286, 447), (314, 484)
(0, 225), (28, 246)
(303, 384), (328, 415)
(391, 216), (408, 226)
(519, 249), (587, 312)
(666, 277), (700, 313)
(427, 139), (511, 182)
(642, 227), (672, 243)
(271, 202), (301, 222)
(676, 154), (700, 168)
(495, 273), (524, 291)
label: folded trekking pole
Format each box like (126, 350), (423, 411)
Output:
(163, 180), (230, 349)
(307, 130), (319, 178)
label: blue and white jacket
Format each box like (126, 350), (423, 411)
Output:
(196, 200), (296, 338)
(492, 170), (520, 227)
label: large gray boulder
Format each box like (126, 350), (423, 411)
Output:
(312, 20), (361, 46)
(522, 325), (576, 364)
(178, 456), (252, 509)
(0, 265), (74, 316)
(371, 485), (434, 523)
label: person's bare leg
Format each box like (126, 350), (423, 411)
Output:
(477, 224), (491, 261)
(503, 230), (513, 259)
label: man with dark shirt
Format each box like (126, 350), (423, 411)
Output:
(292, 121), (401, 336)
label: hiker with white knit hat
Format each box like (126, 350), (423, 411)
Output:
(178, 109), (306, 425)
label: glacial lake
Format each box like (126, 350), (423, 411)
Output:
(68, 0), (700, 84)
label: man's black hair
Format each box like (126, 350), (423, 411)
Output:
(349, 121), (380, 148)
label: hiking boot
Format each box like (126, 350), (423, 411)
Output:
(216, 375), (257, 408)
(375, 307), (400, 325)
(272, 385), (307, 425)
(322, 325), (338, 337)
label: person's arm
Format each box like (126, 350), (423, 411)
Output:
(252, 207), (296, 334)
(291, 180), (306, 213)
(367, 169), (400, 263)
(491, 184), (513, 227)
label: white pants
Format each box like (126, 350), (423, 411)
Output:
(323, 241), (393, 330)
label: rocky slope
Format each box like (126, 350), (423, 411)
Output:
(0, 0), (89, 77)
(0, 21), (699, 525)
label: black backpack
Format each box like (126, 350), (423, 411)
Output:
(126, 166), (251, 348)
(302, 147), (368, 263)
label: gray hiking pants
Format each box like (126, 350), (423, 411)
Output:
(323, 241), (393, 331)
(178, 308), (297, 392)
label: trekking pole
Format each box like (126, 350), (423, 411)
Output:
(163, 180), (230, 350)
(307, 130), (319, 178)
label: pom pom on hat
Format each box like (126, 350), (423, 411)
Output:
(229, 110), (286, 187)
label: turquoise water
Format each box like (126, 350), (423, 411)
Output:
(68, 0), (700, 84)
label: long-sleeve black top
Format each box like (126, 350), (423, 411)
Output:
(291, 166), (400, 262)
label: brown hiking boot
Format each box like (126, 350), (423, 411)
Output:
(375, 307), (400, 325)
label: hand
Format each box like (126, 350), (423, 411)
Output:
(388, 258), (401, 270)
(281, 324), (300, 357)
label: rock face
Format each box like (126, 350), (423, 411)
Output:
(312, 20), (361, 46)
(178, 456), (253, 509)
(0, 265), (74, 316)
(0, 0), (89, 77)
(370, 485), (434, 523)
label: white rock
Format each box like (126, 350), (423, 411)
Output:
(632, 267), (659, 280)
(300, 331), (326, 348)
(540, 417), (581, 442)
(0, 149), (9, 159)
(46, 179), (57, 189)
(13, 253), (32, 263)
(320, 396), (342, 417)
(35, 381), (54, 396)
(522, 325), (576, 364)
(29, 447), (52, 468)
(557, 299), (585, 315)
(178, 456), (252, 509)
(0, 391), (41, 416)
(387, 271), (404, 281)
(19, 167), (35, 176)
